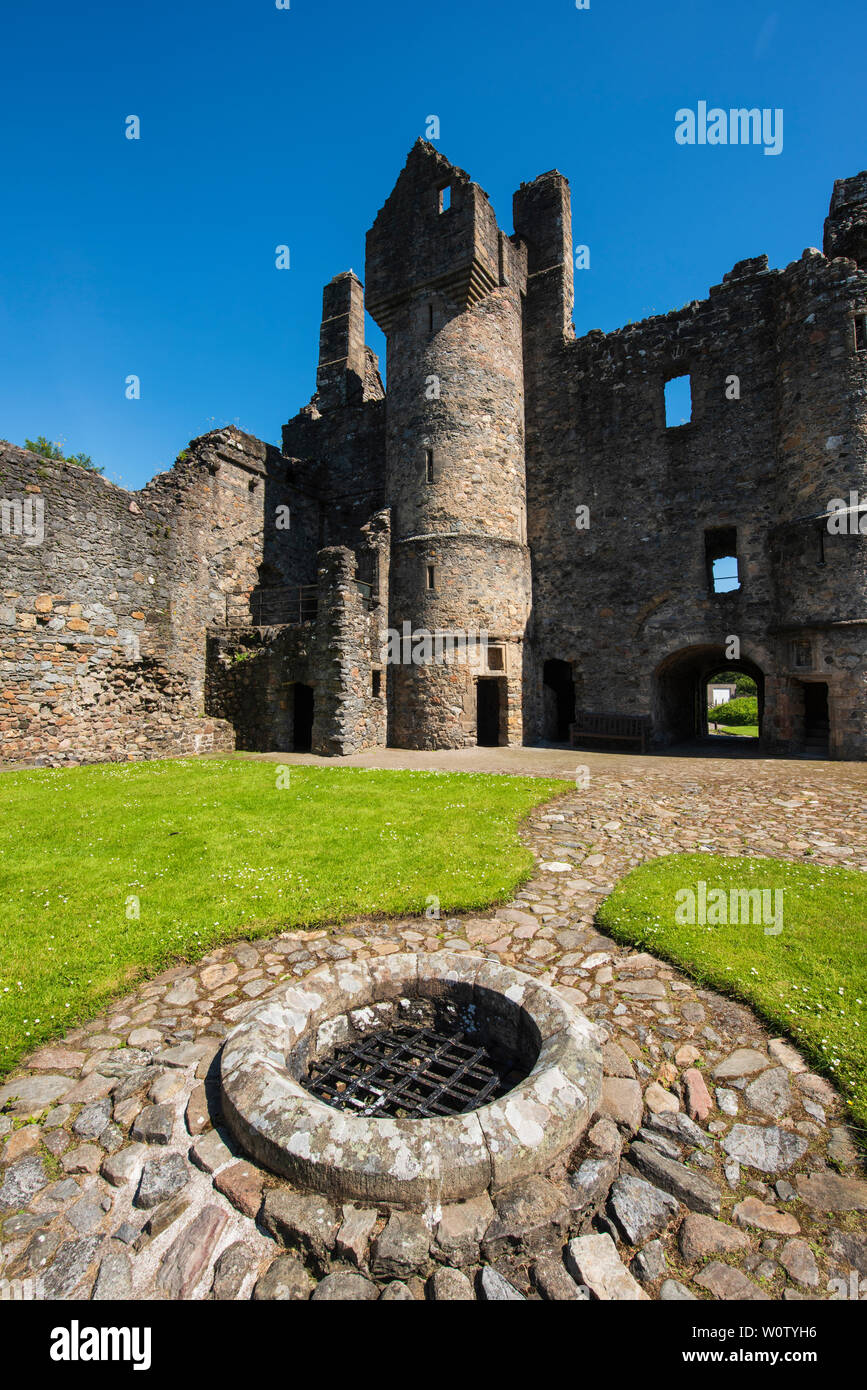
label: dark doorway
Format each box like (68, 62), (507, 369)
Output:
(292, 683), (314, 752)
(543, 659), (576, 741)
(477, 678), (501, 746)
(802, 682), (830, 757)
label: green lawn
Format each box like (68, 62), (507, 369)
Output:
(0, 759), (564, 1077)
(597, 853), (867, 1140)
(710, 724), (759, 738)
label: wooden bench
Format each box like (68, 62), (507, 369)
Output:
(570, 710), (650, 754)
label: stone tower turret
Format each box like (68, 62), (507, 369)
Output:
(824, 171), (867, 268)
(365, 142), (531, 747)
(316, 271), (367, 410)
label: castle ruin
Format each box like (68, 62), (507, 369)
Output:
(2, 141), (866, 764)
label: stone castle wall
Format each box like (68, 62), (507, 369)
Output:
(520, 186), (867, 756)
(0, 426), (301, 765)
(523, 256), (784, 743)
(282, 271), (387, 561)
(2, 144), (865, 764)
(0, 439), (231, 764)
(205, 625), (316, 753)
(0, 265), (390, 766)
(206, 530), (389, 758)
(767, 244), (867, 760)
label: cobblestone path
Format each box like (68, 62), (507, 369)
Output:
(1, 754), (865, 1301)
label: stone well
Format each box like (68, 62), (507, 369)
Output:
(220, 953), (602, 1208)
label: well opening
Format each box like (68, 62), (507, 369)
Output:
(299, 988), (538, 1119)
(220, 953), (602, 1207)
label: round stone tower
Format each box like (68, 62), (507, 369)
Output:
(366, 142), (531, 748)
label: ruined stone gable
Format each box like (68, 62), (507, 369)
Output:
(2, 148), (865, 764)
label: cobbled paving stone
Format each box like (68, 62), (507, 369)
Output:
(1, 753), (865, 1300)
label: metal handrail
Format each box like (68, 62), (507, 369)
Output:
(224, 585), (318, 627)
(223, 579), (375, 626)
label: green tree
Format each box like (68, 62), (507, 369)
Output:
(25, 436), (104, 475)
(707, 696), (758, 726)
(708, 669), (757, 696)
(25, 435), (64, 460)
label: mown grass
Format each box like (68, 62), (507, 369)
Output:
(710, 724), (759, 738)
(597, 852), (867, 1140)
(0, 759), (565, 1077)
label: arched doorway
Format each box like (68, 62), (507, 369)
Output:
(653, 645), (765, 748)
(542, 659), (576, 742)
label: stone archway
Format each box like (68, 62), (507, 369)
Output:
(653, 644), (765, 747)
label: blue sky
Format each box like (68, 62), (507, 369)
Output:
(1, 0), (864, 489)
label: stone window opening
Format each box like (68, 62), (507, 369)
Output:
(705, 526), (740, 593)
(372, 669), (382, 697)
(854, 314), (867, 352)
(791, 639), (812, 670)
(428, 302), (435, 334)
(425, 448), (434, 483)
(664, 373), (693, 427)
(426, 564), (436, 591)
(438, 184), (452, 214)
(816, 524), (826, 566)
(487, 645), (505, 671)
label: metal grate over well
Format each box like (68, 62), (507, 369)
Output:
(305, 1021), (520, 1119)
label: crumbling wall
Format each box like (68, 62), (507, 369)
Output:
(312, 545), (387, 755)
(524, 257), (780, 739)
(145, 427), (311, 688)
(0, 425), (330, 764)
(522, 230), (867, 755)
(0, 439), (235, 763)
(767, 243), (867, 759)
(205, 625), (315, 752)
(282, 271), (387, 556)
(205, 529), (389, 758)
(4, 149), (865, 765)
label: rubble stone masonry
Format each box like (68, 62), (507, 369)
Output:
(1, 144), (865, 763)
